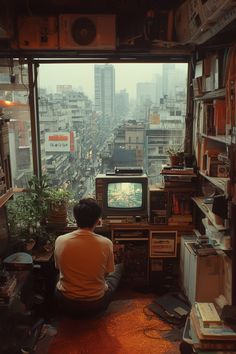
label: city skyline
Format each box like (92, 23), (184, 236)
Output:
(38, 63), (188, 100)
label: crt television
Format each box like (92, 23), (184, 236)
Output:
(95, 173), (148, 221)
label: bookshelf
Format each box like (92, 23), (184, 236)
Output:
(199, 171), (229, 195)
(151, 167), (198, 227)
(192, 197), (227, 232)
(190, 40), (236, 309)
(201, 133), (231, 145)
(194, 88), (226, 101)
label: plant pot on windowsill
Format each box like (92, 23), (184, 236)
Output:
(46, 201), (68, 227)
(167, 147), (184, 167)
(169, 154), (184, 167)
(45, 188), (73, 228)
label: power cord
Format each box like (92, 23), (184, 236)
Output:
(143, 305), (173, 339)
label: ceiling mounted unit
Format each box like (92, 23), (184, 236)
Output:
(59, 14), (116, 50)
(17, 16), (58, 49)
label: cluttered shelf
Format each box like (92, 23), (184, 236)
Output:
(201, 133), (231, 145)
(199, 171), (229, 194)
(160, 166), (197, 188)
(194, 88), (226, 101)
(192, 197), (227, 232)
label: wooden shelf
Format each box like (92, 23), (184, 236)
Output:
(0, 188), (13, 208)
(201, 133), (231, 145)
(0, 83), (29, 92)
(163, 187), (196, 192)
(193, 6), (236, 45)
(194, 88), (226, 101)
(192, 197), (227, 231)
(199, 171), (229, 194)
(0, 187), (24, 208)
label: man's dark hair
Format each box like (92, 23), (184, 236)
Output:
(73, 198), (102, 228)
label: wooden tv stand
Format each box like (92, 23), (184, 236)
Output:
(96, 222), (194, 239)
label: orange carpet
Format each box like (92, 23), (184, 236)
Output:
(48, 297), (180, 354)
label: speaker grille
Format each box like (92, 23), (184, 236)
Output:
(71, 17), (97, 45)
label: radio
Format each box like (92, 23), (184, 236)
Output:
(216, 164), (230, 177)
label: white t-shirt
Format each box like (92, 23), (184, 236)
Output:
(54, 229), (115, 300)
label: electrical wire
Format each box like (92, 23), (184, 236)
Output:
(142, 304), (174, 339)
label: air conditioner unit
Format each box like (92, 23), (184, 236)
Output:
(17, 16), (59, 49)
(59, 14), (116, 50)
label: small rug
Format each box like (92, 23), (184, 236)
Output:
(48, 297), (180, 354)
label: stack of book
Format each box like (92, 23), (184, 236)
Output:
(191, 243), (217, 256)
(161, 165), (197, 188)
(189, 302), (236, 351)
(161, 165), (195, 175)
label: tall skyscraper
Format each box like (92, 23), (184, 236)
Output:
(136, 82), (156, 107)
(115, 89), (129, 122)
(154, 73), (162, 107)
(162, 63), (176, 99)
(94, 64), (115, 130)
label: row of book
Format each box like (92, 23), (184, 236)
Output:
(188, 302), (236, 351)
(161, 166), (197, 188)
(161, 166), (195, 175)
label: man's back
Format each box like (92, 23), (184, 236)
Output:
(55, 229), (114, 300)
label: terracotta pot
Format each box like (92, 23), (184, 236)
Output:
(169, 155), (183, 166)
(47, 202), (68, 226)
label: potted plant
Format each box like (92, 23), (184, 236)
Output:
(166, 146), (184, 166)
(6, 174), (73, 248)
(6, 174), (51, 248)
(46, 187), (73, 227)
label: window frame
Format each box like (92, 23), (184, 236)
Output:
(24, 53), (193, 179)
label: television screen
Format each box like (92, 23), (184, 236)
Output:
(107, 182), (142, 208)
(95, 173), (148, 219)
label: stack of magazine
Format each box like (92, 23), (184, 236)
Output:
(188, 302), (236, 351)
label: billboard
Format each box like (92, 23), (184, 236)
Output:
(45, 132), (75, 152)
(149, 114), (160, 124)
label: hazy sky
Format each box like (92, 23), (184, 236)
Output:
(38, 63), (187, 100)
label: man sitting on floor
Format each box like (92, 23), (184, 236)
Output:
(54, 197), (123, 317)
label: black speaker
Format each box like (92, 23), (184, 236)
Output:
(212, 195), (228, 219)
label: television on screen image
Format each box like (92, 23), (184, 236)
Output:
(95, 174), (148, 219)
(107, 182), (143, 209)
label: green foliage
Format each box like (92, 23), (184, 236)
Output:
(166, 145), (184, 157)
(47, 187), (73, 205)
(6, 174), (73, 241)
(7, 193), (44, 239)
(7, 175), (49, 239)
